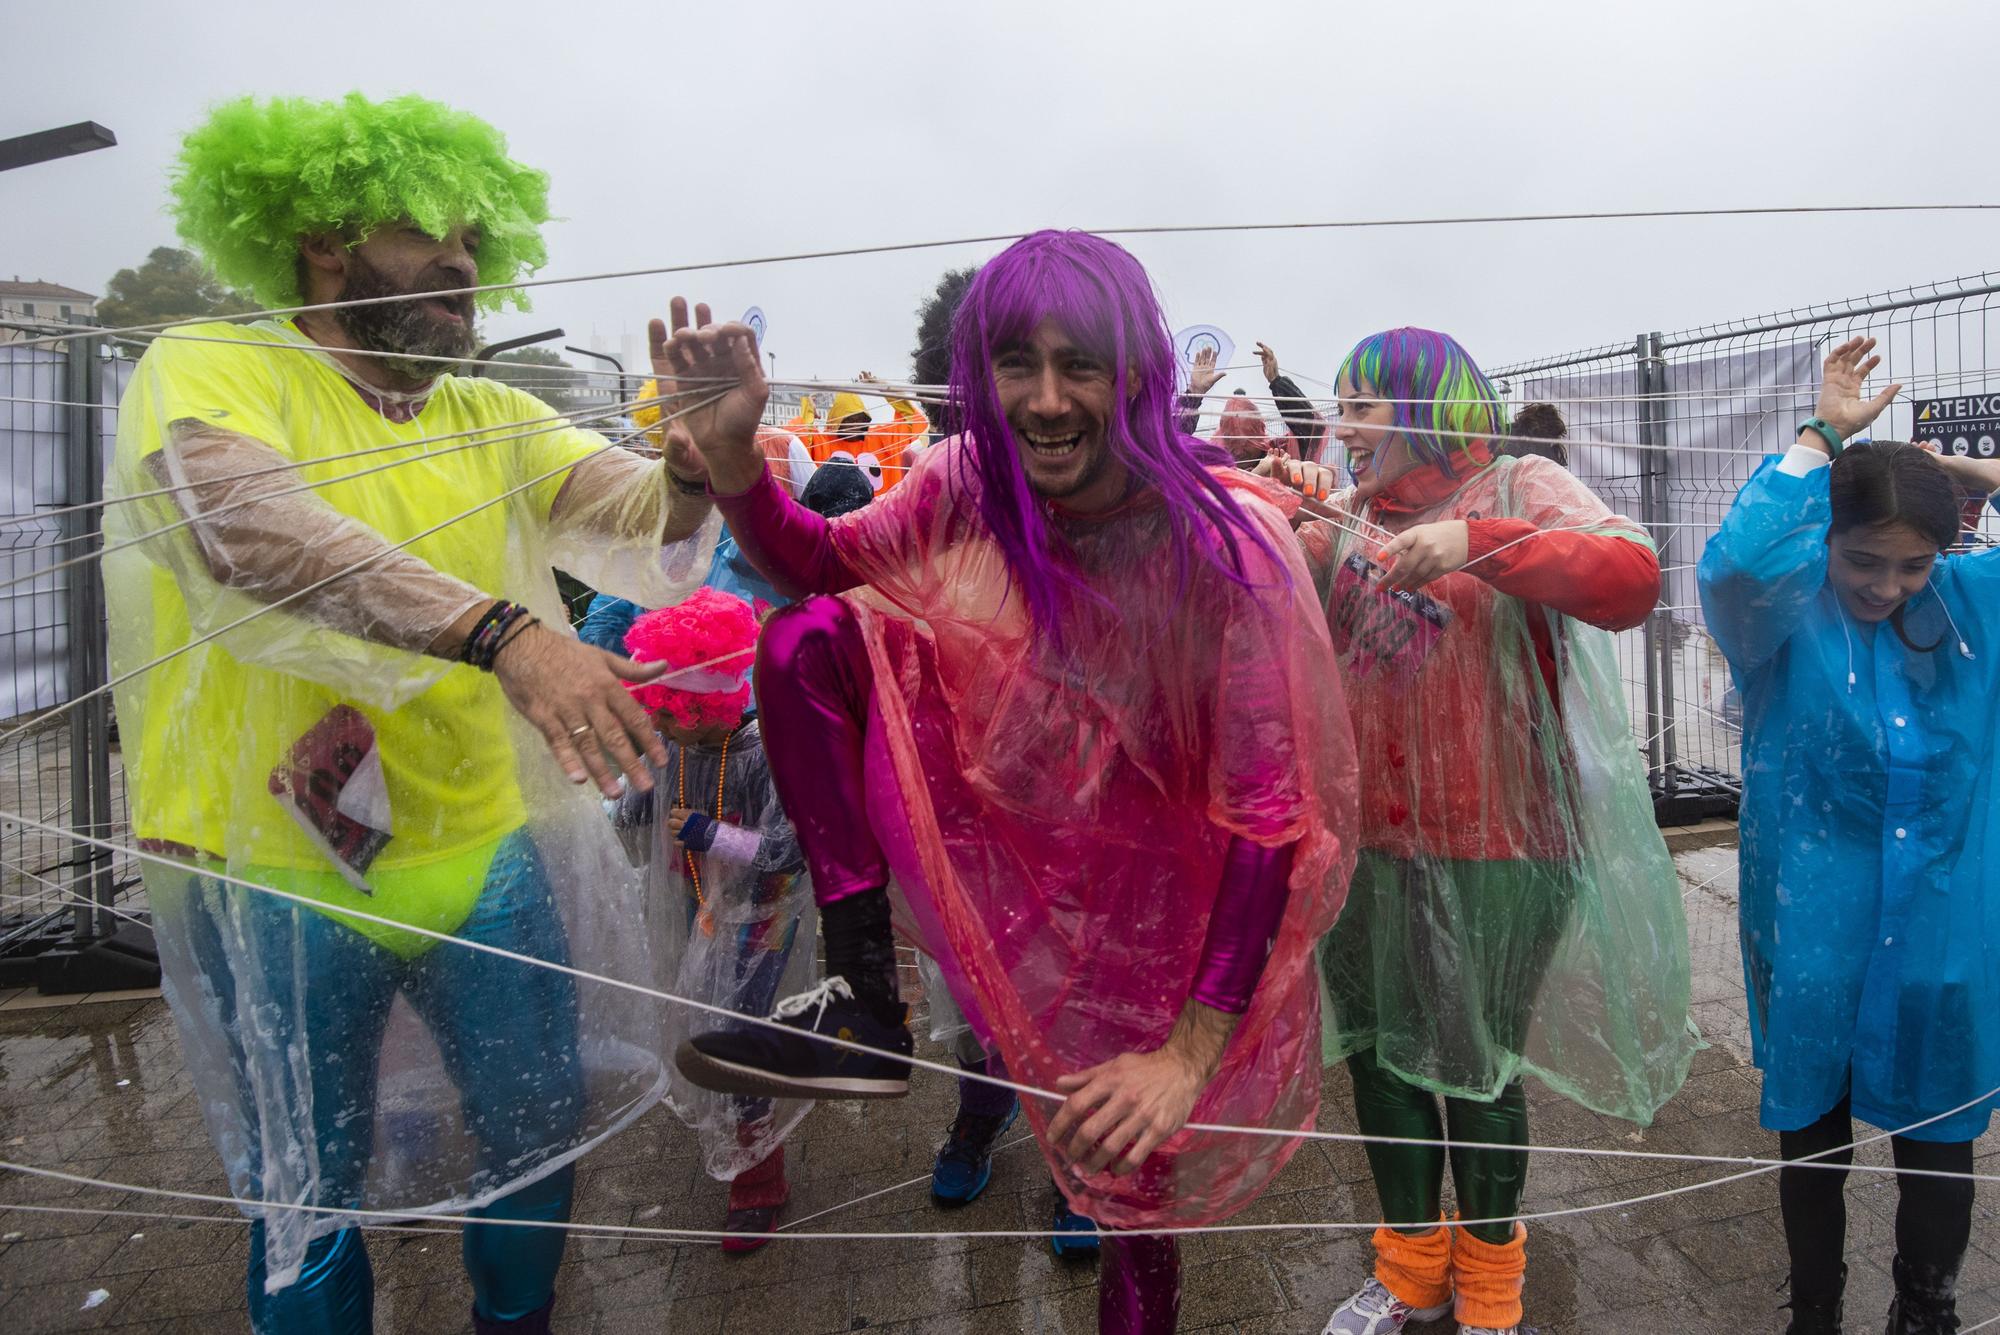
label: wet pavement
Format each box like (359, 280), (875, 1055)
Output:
(2, 842), (1996, 1333)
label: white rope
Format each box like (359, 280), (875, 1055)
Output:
(0, 387), (733, 752)
(0, 379), (730, 535)
(0, 395), (661, 588)
(15, 202), (1997, 354)
(6, 807), (1995, 1195)
(774, 1134), (1038, 1233)
(9, 1072), (1998, 1243)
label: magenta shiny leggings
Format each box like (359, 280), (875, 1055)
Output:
(1101, 1234), (1182, 1333)
(755, 597), (889, 905)
(760, 598), (1184, 1329)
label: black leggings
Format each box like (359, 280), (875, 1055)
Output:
(1779, 1094), (1974, 1304)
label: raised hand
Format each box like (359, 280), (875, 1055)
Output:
(1931, 450), (2000, 496)
(1812, 336), (1902, 442)
(648, 297), (771, 495)
(1187, 344), (1223, 398)
(1255, 341), (1280, 383)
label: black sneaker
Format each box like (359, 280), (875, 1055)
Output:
(676, 976), (913, 1100)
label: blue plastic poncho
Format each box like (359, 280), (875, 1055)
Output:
(1699, 453), (2000, 1141)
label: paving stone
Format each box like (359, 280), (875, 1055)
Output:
(3, 855), (1998, 1334)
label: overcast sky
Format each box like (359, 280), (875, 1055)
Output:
(8, 0), (1995, 394)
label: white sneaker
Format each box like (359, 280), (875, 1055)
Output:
(1321, 1277), (1453, 1335)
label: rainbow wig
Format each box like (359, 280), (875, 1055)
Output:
(1337, 328), (1509, 476)
(947, 229), (1279, 634)
(170, 92), (551, 313)
(622, 588), (760, 730)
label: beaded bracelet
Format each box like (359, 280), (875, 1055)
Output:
(459, 600), (533, 672)
(489, 613), (541, 666)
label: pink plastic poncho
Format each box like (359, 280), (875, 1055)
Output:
(825, 442), (1359, 1227)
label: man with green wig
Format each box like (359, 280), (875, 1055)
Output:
(103, 92), (723, 1333)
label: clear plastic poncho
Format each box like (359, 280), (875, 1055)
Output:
(1300, 454), (1698, 1122)
(831, 442), (1360, 1228)
(609, 721), (819, 1179)
(102, 321), (721, 1289)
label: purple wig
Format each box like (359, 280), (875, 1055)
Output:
(947, 229), (1282, 635)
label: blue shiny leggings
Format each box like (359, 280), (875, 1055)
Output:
(177, 834), (584, 1334)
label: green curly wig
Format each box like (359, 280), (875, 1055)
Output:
(170, 92), (552, 313)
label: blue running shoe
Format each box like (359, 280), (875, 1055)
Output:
(930, 1103), (1018, 1205)
(1049, 1192), (1101, 1259)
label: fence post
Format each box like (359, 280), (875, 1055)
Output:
(1639, 332), (1679, 786)
(1631, 335), (1666, 778)
(59, 335), (112, 941)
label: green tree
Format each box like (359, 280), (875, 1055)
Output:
(97, 247), (258, 328)
(910, 265), (978, 388)
(486, 346), (586, 415)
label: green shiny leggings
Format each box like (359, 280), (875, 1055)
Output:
(1348, 1047), (1528, 1246)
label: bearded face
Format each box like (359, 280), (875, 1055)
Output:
(332, 242), (478, 380)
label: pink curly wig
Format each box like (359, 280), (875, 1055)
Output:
(622, 588), (759, 729)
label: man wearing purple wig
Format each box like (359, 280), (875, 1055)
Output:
(656, 231), (1358, 1332)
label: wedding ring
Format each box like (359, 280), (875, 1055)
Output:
(568, 724), (594, 739)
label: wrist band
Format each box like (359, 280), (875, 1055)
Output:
(460, 601), (534, 671)
(678, 811), (716, 851)
(489, 614), (541, 667)
(1798, 417), (1845, 458)
(667, 468), (708, 497)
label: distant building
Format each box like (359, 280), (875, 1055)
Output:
(0, 278), (97, 343)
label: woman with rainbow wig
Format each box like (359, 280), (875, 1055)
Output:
(1281, 328), (1697, 1335)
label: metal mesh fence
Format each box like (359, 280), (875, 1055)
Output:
(5, 272), (1996, 959)
(1493, 271), (2000, 817)
(0, 337), (138, 964)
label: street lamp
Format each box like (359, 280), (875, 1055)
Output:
(471, 328), (565, 374)
(0, 122), (116, 173)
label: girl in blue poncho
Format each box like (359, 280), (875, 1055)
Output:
(1699, 337), (2000, 1335)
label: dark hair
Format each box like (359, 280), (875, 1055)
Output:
(1500, 402), (1569, 467)
(801, 461), (875, 518)
(1827, 440), (1959, 652)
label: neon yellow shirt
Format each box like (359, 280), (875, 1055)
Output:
(114, 322), (598, 909)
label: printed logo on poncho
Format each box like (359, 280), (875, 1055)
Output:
(1330, 554), (1452, 684)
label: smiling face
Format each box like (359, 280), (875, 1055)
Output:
(1827, 520), (1941, 623)
(326, 220), (482, 380)
(1332, 376), (1419, 500)
(990, 318), (1130, 512)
